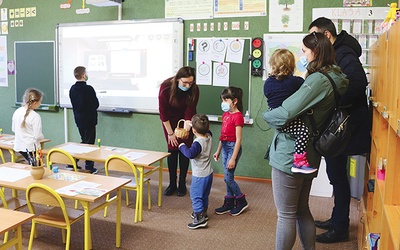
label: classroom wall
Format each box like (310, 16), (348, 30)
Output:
(0, 0), (388, 179)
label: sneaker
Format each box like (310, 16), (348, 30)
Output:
(188, 212), (207, 229)
(65, 165), (82, 171)
(191, 211), (209, 221)
(291, 165), (318, 174)
(90, 168), (98, 174)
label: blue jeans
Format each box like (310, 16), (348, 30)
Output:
(221, 141), (242, 197)
(272, 167), (315, 250)
(190, 174), (213, 213)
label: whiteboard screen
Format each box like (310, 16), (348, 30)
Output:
(57, 19), (184, 113)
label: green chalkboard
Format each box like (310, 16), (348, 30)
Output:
(15, 41), (57, 110)
(188, 38), (251, 116)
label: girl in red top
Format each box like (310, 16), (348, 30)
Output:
(158, 66), (199, 196)
(213, 87), (249, 216)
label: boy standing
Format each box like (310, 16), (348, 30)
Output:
(69, 66), (99, 174)
(179, 114), (213, 229)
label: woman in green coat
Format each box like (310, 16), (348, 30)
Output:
(263, 32), (349, 250)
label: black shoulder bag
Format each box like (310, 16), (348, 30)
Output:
(308, 72), (351, 157)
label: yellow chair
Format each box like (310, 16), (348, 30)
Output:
(26, 183), (85, 250)
(0, 188), (27, 243)
(103, 155), (151, 223)
(46, 148), (79, 208)
(0, 149), (5, 163)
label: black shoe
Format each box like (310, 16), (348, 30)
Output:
(316, 228), (349, 243)
(177, 185), (187, 196)
(315, 218), (333, 230)
(164, 185), (177, 196)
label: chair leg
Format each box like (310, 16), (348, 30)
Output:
(3, 231), (9, 243)
(28, 221), (36, 250)
(65, 228), (71, 250)
(0, 149), (5, 163)
(125, 189), (129, 206)
(74, 200), (78, 209)
(147, 181), (151, 210)
(62, 228), (66, 243)
(103, 194), (110, 217)
(134, 191), (139, 223)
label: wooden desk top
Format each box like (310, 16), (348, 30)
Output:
(42, 142), (170, 166)
(0, 208), (34, 233)
(0, 134), (51, 150)
(0, 162), (130, 202)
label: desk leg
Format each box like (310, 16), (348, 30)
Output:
(16, 225), (22, 250)
(139, 168), (144, 222)
(158, 160), (163, 207)
(116, 188), (122, 248)
(81, 201), (92, 250)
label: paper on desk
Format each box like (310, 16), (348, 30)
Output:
(105, 147), (129, 153)
(0, 167), (30, 182)
(56, 180), (101, 196)
(0, 140), (14, 145)
(123, 152), (147, 161)
(59, 144), (98, 154)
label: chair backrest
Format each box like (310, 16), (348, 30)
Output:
(46, 148), (77, 170)
(0, 188), (8, 208)
(105, 155), (139, 184)
(26, 183), (70, 224)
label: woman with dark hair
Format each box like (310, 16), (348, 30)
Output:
(263, 32), (349, 249)
(158, 66), (199, 196)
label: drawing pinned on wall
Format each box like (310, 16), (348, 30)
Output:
(213, 62), (230, 87)
(211, 39), (227, 63)
(225, 39), (244, 64)
(343, 0), (372, 7)
(269, 0), (303, 32)
(196, 61), (212, 86)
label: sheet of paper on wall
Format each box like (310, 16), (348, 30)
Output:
(210, 38), (228, 63)
(341, 19), (351, 32)
(352, 19), (362, 34)
(225, 39), (244, 64)
(212, 62), (230, 87)
(196, 61), (212, 86)
(196, 38), (212, 64)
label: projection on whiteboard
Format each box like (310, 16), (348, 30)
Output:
(57, 19), (184, 113)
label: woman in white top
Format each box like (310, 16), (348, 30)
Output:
(12, 88), (44, 163)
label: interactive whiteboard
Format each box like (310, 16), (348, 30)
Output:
(57, 18), (184, 113)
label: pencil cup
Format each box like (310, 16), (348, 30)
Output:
(30, 165), (45, 180)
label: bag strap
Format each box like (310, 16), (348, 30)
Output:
(307, 71), (339, 136)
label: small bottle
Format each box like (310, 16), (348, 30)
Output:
(97, 138), (101, 147)
(0, 128), (2, 135)
(244, 111), (250, 124)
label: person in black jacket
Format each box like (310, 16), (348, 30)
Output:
(308, 17), (371, 243)
(69, 66), (100, 174)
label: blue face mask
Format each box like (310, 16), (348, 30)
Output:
(221, 102), (231, 112)
(299, 55), (309, 68)
(178, 84), (190, 92)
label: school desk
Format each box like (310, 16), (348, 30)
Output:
(42, 142), (170, 222)
(0, 134), (51, 163)
(0, 208), (34, 250)
(0, 162), (130, 250)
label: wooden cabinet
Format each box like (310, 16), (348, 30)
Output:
(360, 21), (400, 250)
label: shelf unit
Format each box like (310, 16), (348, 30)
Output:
(359, 21), (400, 250)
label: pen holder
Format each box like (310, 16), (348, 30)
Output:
(174, 119), (189, 139)
(30, 165), (45, 180)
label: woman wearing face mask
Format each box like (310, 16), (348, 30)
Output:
(158, 66), (199, 197)
(263, 32), (349, 250)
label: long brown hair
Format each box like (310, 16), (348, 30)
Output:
(21, 88), (43, 128)
(169, 66), (197, 107)
(303, 32), (338, 75)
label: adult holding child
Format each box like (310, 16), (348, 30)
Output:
(263, 32), (349, 249)
(158, 66), (199, 196)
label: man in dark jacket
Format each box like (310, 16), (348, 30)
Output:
(308, 17), (371, 243)
(69, 66), (100, 174)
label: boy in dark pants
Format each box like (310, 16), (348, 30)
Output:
(69, 66), (99, 174)
(179, 114), (213, 229)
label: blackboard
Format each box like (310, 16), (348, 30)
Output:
(187, 38), (251, 116)
(57, 18), (184, 113)
(15, 41), (57, 110)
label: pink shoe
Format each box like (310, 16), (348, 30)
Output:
(291, 153), (317, 174)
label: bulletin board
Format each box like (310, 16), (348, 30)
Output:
(187, 37), (251, 116)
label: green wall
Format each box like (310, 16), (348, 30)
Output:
(0, 0), (387, 179)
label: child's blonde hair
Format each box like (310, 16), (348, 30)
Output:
(21, 88), (43, 128)
(269, 49), (295, 81)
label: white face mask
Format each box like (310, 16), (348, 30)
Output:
(221, 102), (231, 112)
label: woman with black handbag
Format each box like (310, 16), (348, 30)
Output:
(263, 32), (349, 250)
